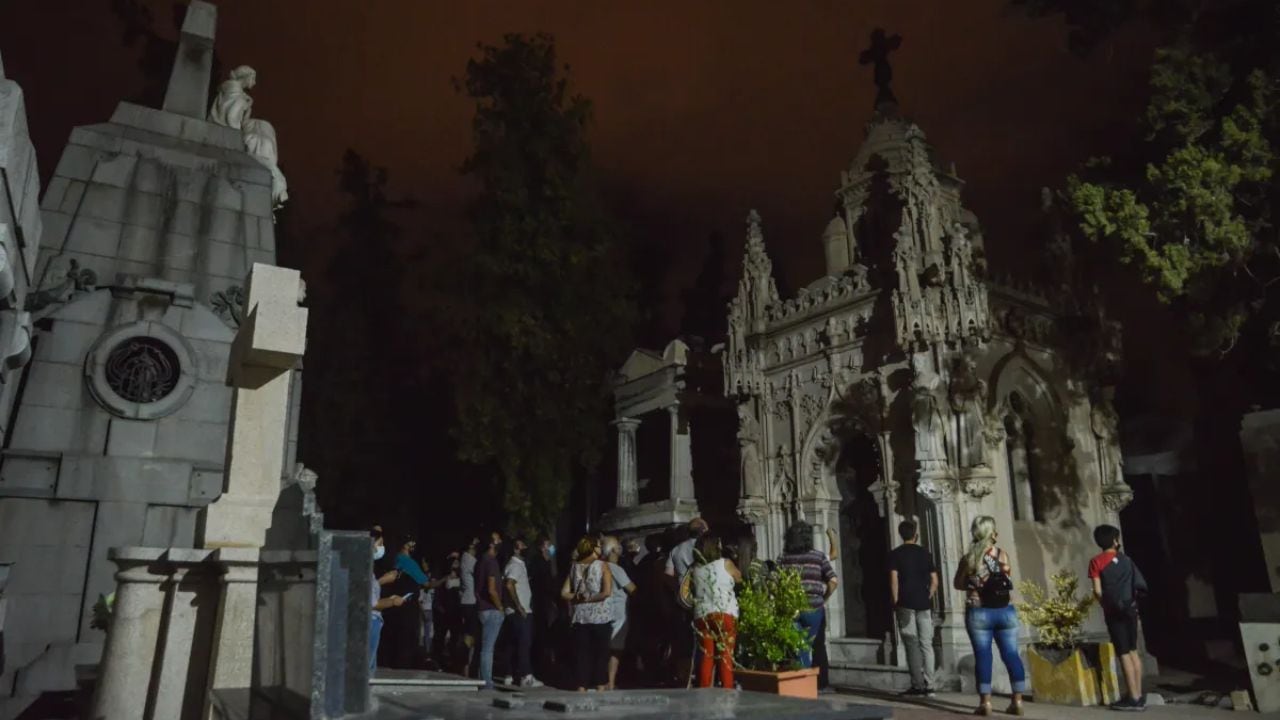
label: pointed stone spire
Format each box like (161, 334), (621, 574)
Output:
(738, 209), (779, 333)
(162, 1), (218, 118)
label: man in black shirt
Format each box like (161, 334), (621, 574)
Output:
(888, 519), (938, 696)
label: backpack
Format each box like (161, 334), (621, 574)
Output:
(980, 570), (1013, 609)
(977, 549), (1012, 609)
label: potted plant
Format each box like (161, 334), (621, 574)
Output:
(732, 566), (819, 698)
(1017, 569), (1116, 706)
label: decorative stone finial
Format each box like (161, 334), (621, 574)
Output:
(746, 209), (763, 241)
(859, 28), (903, 111)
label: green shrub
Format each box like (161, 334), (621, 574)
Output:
(734, 566), (811, 671)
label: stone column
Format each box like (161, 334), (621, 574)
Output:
(90, 549), (169, 720)
(149, 556), (213, 719)
(612, 418), (641, 507)
(202, 548), (262, 717)
(669, 405), (695, 502)
(917, 479), (968, 690)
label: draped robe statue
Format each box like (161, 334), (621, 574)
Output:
(209, 66), (289, 207)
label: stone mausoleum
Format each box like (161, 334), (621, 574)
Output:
(603, 56), (1136, 690)
(0, 3), (301, 714)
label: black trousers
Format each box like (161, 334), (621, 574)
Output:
(572, 622), (611, 689)
(501, 612), (534, 679)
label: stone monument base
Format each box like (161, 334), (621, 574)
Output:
(599, 498), (700, 538)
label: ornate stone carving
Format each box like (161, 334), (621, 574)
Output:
(799, 392), (823, 434)
(212, 284), (245, 327)
(1102, 484), (1134, 513)
(26, 258), (97, 312)
(961, 472), (996, 500)
(916, 473), (955, 503)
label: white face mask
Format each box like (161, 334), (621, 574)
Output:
(373, 544), (385, 561)
(547, 544), (556, 558)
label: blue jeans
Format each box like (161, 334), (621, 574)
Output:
(796, 607), (825, 670)
(478, 609), (505, 686)
(965, 606), (1027, 695)
(369, 612), (384, 675)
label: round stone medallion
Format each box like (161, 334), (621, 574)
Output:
(85, 322), (198, 420)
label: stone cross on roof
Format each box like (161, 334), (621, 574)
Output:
(162, 0), (218, 118)
(859, 27), (902, 110)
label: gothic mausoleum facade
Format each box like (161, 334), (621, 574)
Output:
(606, 86), (1138, 689)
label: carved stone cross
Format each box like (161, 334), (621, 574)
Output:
(199, 263), (308, 548)
(162, 1), (218, 118)
(858, 27), (903, 108)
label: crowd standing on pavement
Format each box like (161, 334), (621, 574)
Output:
(365, 514), (1151, 712)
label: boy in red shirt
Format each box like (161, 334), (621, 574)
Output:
(1088, 524), (1149, 712)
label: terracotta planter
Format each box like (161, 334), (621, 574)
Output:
(736, 667), (819, 698)
(1027, 643), (1120, 706)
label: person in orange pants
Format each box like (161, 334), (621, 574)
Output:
(689, 535), (742, 688)
(694, 613), (737, 688)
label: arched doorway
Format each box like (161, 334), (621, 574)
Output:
(834, 432), (893, 640)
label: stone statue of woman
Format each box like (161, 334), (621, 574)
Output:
(209, 65), (256, 130)
(912, 381), (948, 474)
(1091, 400), (1123, 488)
(738, 404), (764, 498)
(209, 66), (289, 209)
(949, 356), (989, 469)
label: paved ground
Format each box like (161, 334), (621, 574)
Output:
(830, 688), (1280, 719)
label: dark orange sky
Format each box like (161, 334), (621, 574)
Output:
(2, 0), (1154, 330)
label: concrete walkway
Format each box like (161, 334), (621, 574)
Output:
(830, 688), (1280, 719)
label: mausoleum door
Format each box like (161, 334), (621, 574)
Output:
(835, 433), (893, 640)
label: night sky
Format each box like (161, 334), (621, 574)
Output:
(4, 0), (1156, 321)
(0, 3), (1199, 529)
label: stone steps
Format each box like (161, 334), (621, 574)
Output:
(827, 637), (887, 665)
(828, 663), (913, 693)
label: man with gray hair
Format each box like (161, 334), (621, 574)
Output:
(665, 518), (708, 685)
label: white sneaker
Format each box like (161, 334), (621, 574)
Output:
(521, 675), (544, 688)
(502, 676), (514, 686)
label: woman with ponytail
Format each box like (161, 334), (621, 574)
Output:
(953, 516), (1026, 716)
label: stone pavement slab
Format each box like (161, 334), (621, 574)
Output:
(371, 687), (893, 719)
(830, 688), (1280, 719)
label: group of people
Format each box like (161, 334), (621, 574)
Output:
(889, 516), (1149, 715)
(368, 513), (1151, 713)
(368, 526), (559, 689)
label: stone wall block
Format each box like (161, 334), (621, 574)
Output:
(105, 418), (159, 457)
(63, 216), (123, 257)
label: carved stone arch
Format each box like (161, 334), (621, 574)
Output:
(988, 350), (1081, 523)
(987, 349), (1062, 418)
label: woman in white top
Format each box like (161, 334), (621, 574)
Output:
(691, 535), (742, 689)
(560, 536), (614, 691)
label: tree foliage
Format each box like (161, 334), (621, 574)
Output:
(448, 34), (636, 535)
(1031, 1), (1280, 357)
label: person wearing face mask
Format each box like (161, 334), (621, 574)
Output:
(369, 526), (408, 675)
(528, 536), (559, 683)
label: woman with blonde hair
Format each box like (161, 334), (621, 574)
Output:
(561, 535), (614, 691)
(953, 516), (1026, 716)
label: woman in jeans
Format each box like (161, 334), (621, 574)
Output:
(953, 516), (1026, 716)
(560, 536), (614, 691)
(691, 535), (742, 688)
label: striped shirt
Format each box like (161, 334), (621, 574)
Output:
(778, 550), (837, 609)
